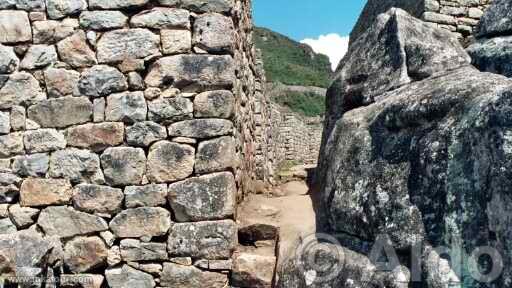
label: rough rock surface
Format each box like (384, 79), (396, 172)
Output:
(124, 184), (167, 208)
(195, 136), (235, 173)
(145, 55), (235, 88)
(0, 72), (45, 109)
(312, 7), (512, 288)
(146, 141), (195, 183)
(27, 97), (93, 128)
(64, 236), (108, 273)
(194, 90), (234, 118)
(38, 206), (108, 238)
(78, 65), (128, 97)
(49, 148), (105, 184)
(147, 96), (193, 123)
(126, 121), (167, 147)
(72, 184), (124, 215)
(193, 13), (234, 53)
(168, 119), (233, 138)
(322, 8), (470, 144)
(167, 220), (236, 259)
(477, 0), (512, 38)
(0, 10), (32, 43)
(160, 262), (229, 288)
(109, 207), (171, 238)
(130, 8), (190, 29)
(97, 29), (160, 63)
(105, 264), (155, 288)
(66, 122), (124, 151)
(20, 178), (72, 207)
(101, 147), (146, 186)
(168, 172), (236, 221)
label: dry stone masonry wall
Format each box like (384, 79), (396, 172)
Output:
(0, 0), (263, 287)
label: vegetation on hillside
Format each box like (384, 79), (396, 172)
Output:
(271, 91), (326, 117)
(254, 27), (332, 88)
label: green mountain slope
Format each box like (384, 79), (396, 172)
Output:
(254, 27), (332, 88)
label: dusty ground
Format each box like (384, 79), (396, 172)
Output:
(237, 180), (317, 267)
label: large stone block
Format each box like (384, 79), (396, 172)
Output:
(193, 90), (234, 118)
(145, 55), (235, 88)
(66, 122), (124, 152)
(105, 92), (147, 123)
(125, 184), (167, 208)
(64, 236), (108, 273)
(161, 29), (192, 55)
(168, 119), (233, 138)
(477, 0), (512, 38)
(23, 128), (66, 153)
(178, 0), (234, 13)
(20, 44), (58, 70)
(0, 44), (19, 74)
(78, 65), (128, 98)
(109, 207), (171, 238)
(97, 29), (160, 63)
(0, 72), (45, 109)
(33, 19), (77, 44)
(126, 121), (167, 147)
(101, 147), (146, 186)
(12, 153), (49, 177)
(8, 204), (39, 229)
(146, 141), (195, 183)
(195, 136), (235, 173)
(120, 239), (168, 261)
(167, 220), (236, 259)
(105, 265), (155, 288)
(57, 31), (97, 68)
(46, 0), (87, 19)
(0, 133), (24, 157)
(38, 206), (108, 238)
(168, 172), (236, 221)
(79, 11), (128, 30)
(49, 148), (105, 184)
(20, 178), (72, 207)
(44, 68), (80, 98)
(27, 96), (93, 128)
(160, 263), (229, 288)
(193, 13), (234, 52)
(72, 184), (124, 215)
(232, 253), (276, 288)
(147, 96), (193, 123)
(0, 10), (32, 43)
(130, 8), (190, 29)
(89, 0), (150, 9)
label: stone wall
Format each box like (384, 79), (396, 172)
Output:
(423, 0), (492, 40)
(352, 0), (493, 44)
(0, 0), (262, 287)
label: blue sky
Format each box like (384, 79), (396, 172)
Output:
(252, 0), (367, 69)
(253, 0), (366, 41)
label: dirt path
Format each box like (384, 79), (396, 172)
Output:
(237, 181), (318, 266)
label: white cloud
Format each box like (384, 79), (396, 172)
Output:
(300, 33), (349, 71)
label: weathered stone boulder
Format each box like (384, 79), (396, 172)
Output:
(23, 128), (66, 153)
(27, 96), (93, 128)
(46, 0), (87, 19)
(145, 55), (235, 88)
(49, 148), (105, 184)
(193, 90), (234, 118)
(19, 44), (58, 69)
(72, 184), (123, 215)
(476, 0), (512, 38)
(96, 29), (160, 64)
(147, 96), (193, 123)
(0, 10), (32, 43)
(44, 67), (80, 98)
(126, 121), (167, 147)
(101, 147), (146, 186)
(160, 262), (229, 288)
(38, 206), (108, 238)
(64, 236), (108, 273)
(193, 13), (234, 53)
(20, 178), (72, 207)
(146, 141), (195, 183)
(105, 92), (147, 123)
(33, 19), (77, 44)
(322, 8), (469, 143)
(167, 220), (236, 259)
(0, 72), (45, 109)
(8, 204), (39, 228)
(130, 8), (190, 29)
(168, 172), (236, 221)
(177, 0), (234, 13)
(467, 0), (512, 78)
(79, 11), (128, 30)
(120, 239), (168, 262)
(314, 8), (512, 288)
(168, 119), (233, 138)
(105, 265), (155, 288)
(77, 65), (128, 97)
(13, 153), (49, 177)
(195, 136), (235, 173)
(232, 253), (276, 288)
(124, 184), (167, 208)
(57, 31), (97, 67)
(66, 122), (124, 152)
(89, 0), (149, 9)
(0, 44), (19, 74)
(109, 207), (171, 238)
